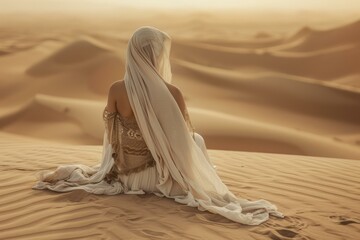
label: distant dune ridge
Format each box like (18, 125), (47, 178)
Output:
(26, 38), (114, 76)
(284, 19), (360, 51)
(25, 38), (125, 95)
(0, 8), (360, 240)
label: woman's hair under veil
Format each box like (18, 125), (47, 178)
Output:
(125, 26), (172, 84)
(123, 26), (284, 225)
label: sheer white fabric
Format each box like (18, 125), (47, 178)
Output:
(122, 26), (284, 225)
(32, 26), (284, 225)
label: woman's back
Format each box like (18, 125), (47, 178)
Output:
(103, 79), (187, 184)
(107, 80), (186, 120)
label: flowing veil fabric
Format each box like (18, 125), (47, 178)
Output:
(122, 26), (284, 224)
(32, 26), (284, 225)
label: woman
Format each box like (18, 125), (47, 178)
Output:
(32, 26), (284, 225)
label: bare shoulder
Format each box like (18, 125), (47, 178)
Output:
(110, 79), (124, 89)
(108, 79), (125, 95)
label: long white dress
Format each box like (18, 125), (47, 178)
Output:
(33, 26), (285, 225)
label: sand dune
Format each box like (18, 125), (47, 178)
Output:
(1, 94), (360, 160)
(191, 19), (360, 54)
(171, 19), (360, 81)
(26, 38), (125, 95)
(0, 96), (100, 145)
(0, 38), (122, 122)
(197, 36), (284, 49)
(283, 20), (360, 52)
(173, 59), (360, 148)
(0, 133), (359, 239)
(1, 18), (360, 158)
(26, 38), (113, 76)
(173, 58), (360, 125)
(190, 108), (360, 159)
(172, 37), (360, 80)
(333, 74), (360, 89)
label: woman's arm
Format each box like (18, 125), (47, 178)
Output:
(106, 83), (118, 113)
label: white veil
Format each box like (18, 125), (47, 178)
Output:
(123, 26), (284, 225)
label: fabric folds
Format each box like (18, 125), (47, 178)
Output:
(122, 26), (284, 225)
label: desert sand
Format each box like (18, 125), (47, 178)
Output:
(0, 3), (360, 239)
(1, 132), (360, 239)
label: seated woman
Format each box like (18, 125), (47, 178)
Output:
(32, 26), (284, 225)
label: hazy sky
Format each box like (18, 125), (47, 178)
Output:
(119, 0), (360, 11)
(2, 0), (360, 12)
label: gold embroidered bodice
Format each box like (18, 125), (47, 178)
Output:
(103, 108), (155, 183)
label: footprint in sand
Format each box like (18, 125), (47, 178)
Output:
(263, 216), (309, 231)
(268, 228), (314, 240)
(252, 216), (312, 240)
(258, 227), (313, 240)
(276, 229), (298, 238)
(329, 215), (360, 225)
